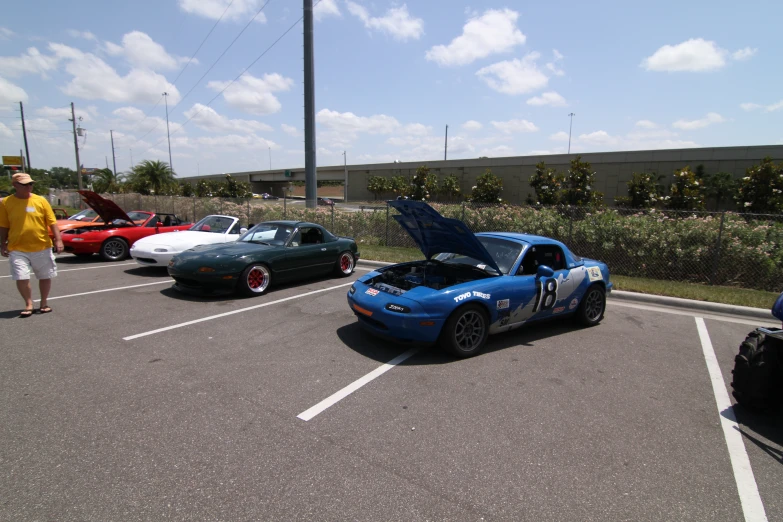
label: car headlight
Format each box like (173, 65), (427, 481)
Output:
(198, 266), (216, 273)
(168, 259), (175, 267)
(154, 248), (169, 252)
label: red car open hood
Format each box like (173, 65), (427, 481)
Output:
(77, 190), (133, 223)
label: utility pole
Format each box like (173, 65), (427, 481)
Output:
(110, 130), (117, 176)
(163, 92), (173, 172)
(19, 102), (31, 171)
(268, 146), (271, 170)
(444, 124), (448, 160)
(130, 148), (134, 169)
(343, 150), (348, 203)
(303, 0), (317, 209)
(568, 112), (576, 154)
(70, 102), (83, 191)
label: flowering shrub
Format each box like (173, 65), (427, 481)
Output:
(615, 172), (661, 208)
(528, 161), (563, 205)
(563, 156), (604, 206)
(667, 166), (705, 210)
(734, 157), (783, 213)
(410, 165), (436, 201)
(439, 174), (461, 200)
(469, 169), (503, 203)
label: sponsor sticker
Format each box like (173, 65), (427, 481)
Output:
(472, 291), (491, 299)
(553, 306), (565, 314)
(496, 299), (510, 310)
(365, 288), (380, 296)
(569, 298), (579, 310)
(587, 267), (603, 282)
(453, 290), (492, 303)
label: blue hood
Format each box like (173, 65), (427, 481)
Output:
(390, 200), (501, 273)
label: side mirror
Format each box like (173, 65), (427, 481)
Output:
(536, 265), (555, 278)
(240, 227), (248, 234)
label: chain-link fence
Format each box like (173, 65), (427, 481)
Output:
(83, 193), (783, 291)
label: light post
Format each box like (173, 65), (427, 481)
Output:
(568, 112), (576, 154)
(163, 92), (173, 171)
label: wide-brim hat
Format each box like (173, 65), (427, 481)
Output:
(12, 173), (34, 184)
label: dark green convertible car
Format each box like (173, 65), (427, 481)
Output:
(167, 220), (359, 296)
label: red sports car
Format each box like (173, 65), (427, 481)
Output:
(61, 191), (192, 261)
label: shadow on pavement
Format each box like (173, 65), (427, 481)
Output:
(723, 405), (783, 458)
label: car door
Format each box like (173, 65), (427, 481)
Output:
(284, 227), (335, 278)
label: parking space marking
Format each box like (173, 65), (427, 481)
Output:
(609, 301), (775, 327)
(0, 262), (137, 278)
(297, 346), (422, 421)
(123, 281), (355, 341)
(695, 318), (768, 522)
(31, 280), (172, 302)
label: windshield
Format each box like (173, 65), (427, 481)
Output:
(433, 237), (526, 275)
(109, 211), (149, 225)
(69, 209), (99, 221)
(238, 223), (294, 246)
(190, 215), (234, 233)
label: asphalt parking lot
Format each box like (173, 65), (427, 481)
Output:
(1, 254), (781, 521)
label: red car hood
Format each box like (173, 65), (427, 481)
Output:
(78, 190), (133, 223)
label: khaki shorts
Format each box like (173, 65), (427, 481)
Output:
(9, 249), (58, 281)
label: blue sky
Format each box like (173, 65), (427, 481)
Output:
(1, 0), (781, 178)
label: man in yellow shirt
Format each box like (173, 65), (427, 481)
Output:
(0, 172), (64, 317)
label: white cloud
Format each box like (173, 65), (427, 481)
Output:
(527, 91), (566, 107)
(635, 120), (657, 129)
(462, 120), (483, 131)
(0, 27), (14, 40)
(425, 9), (525, 67)
(740, 100), (783, 112)
(767, 101), (783, 112)
(112, 106), (184, 136)
(732, 47), (757, 61)
(317, 109), (400, 136)
(178, 0), (267, 23)
(195, 133), (275, 150)
(314, 0), (341, 20)
(281, 124), (299, 136)
(672, 112), (725, 130)
(578, 130), (619, 145)
(183, 103), (272, 134)
(642, 38), (727, 72)
(404, 123), (431, 136)
(740, 103), (762, 111)
(104, 31), (191, 71)
(549, 131), (569, 141)
(545, 49), (565, 76)
(490, 119), (538, 133)
(36, 105), (94, 122)
(0, 122), (13, 138)
(0, 47), (60, 78)
(0, 76), (28, 104)
(207, 73), (294, 115)
(478, 145), (514, 157)
(346, 2), (423, 41)
(48, 43), (181, 105)
(67, 29), (97, 41)
(476, 53), (548, 95)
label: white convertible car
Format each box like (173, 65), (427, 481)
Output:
(130, 214), (248, 267)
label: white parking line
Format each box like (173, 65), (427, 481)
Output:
(123, 281), (355, 341)
(297, 347), (422, 421)
(695, 318), (768, 522)
(1, 262), (137, 278)
(609, 301), (776, 327)
(32, 280), (172, 302)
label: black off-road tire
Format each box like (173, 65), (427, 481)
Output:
(439, 303), (489, 358)
(100, 238), (129, 261)
(575, 284), (606, 326)
(731, 330), (783, 411)
(237, 263), (271, 297)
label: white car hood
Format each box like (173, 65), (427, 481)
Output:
(133, 230), (238, 250)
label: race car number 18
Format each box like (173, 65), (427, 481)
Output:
(533, 277), (558, 312)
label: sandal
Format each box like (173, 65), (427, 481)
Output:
(20, 309), (34, 318)
(38, 306), (52, 314)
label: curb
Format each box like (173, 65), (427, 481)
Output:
(356, 259), (774, 321)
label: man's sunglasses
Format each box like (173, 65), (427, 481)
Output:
(16, 182), (34, 186)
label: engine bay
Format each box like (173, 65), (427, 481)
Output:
(366, 260), (494, 296)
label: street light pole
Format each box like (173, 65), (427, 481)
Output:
(110, 130), (117, 177)
(269, 146), (271, 170)
(163, 92), (173, 172)
(343, 150), (348, 203)
(568, 112), (576, 154)
(69, 102), (82, 191)
(444, 124), (448, 160)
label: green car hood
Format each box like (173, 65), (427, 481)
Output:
(177, 241), (279, 260)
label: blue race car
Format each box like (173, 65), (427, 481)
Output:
(347, 200), (612, 358)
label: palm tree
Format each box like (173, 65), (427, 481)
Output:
(128, 160), (176, 195)
(93, 168), (125, 194)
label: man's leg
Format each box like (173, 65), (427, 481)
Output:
(15, 280), (34, 311)
(39, 278), (52, 310)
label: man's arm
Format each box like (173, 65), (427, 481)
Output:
(0, 226), (8, 257)
(50, 223), (64, 254)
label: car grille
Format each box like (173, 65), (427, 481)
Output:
(136, 257), (158, 264)
(171, 276), (201, 287)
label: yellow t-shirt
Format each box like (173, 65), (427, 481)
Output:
(0, 194), (56, 252)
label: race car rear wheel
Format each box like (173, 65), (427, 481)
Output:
(731, 329), (783, 411)
(335, 251), (355, 276)
(238, 264), (271, 297)
(100, 238), (129, 261)
(440, 303), (489, 358)
(575, 284), (605, 326)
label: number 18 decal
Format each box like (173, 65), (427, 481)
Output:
(534, 277), (558, 312)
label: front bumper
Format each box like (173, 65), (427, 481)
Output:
(167, 266), (238, 294)
(131, 247), (176, 267)
(62, 238), (101, 254)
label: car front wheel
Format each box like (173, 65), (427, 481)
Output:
(576, 284), (605, 326)
(101, 238), (129, 261)
(238, 264), (271, 297)
(439, 303), (489, 358)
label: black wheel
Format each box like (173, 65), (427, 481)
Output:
(439, 304), (489, 358)
(238, 264), (271, 297)
(575, 285), (605, 326)
(335, 251), (355, 276)
(731, 330), (783, 411)
(100, 238), (129, 261)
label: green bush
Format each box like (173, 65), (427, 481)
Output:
(528, 161), (563, 205)
(469, 169), (503, 203)
(615, 172), (661, 209)
(734, 157), (783, 213)
(563, 156), (603, 206)
(667, 166), (705, 210)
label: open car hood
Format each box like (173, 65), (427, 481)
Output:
(78, 190), (133, 224)
(390, 200), (501, 274)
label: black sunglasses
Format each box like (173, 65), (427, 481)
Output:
(16, 182), (34, 186)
